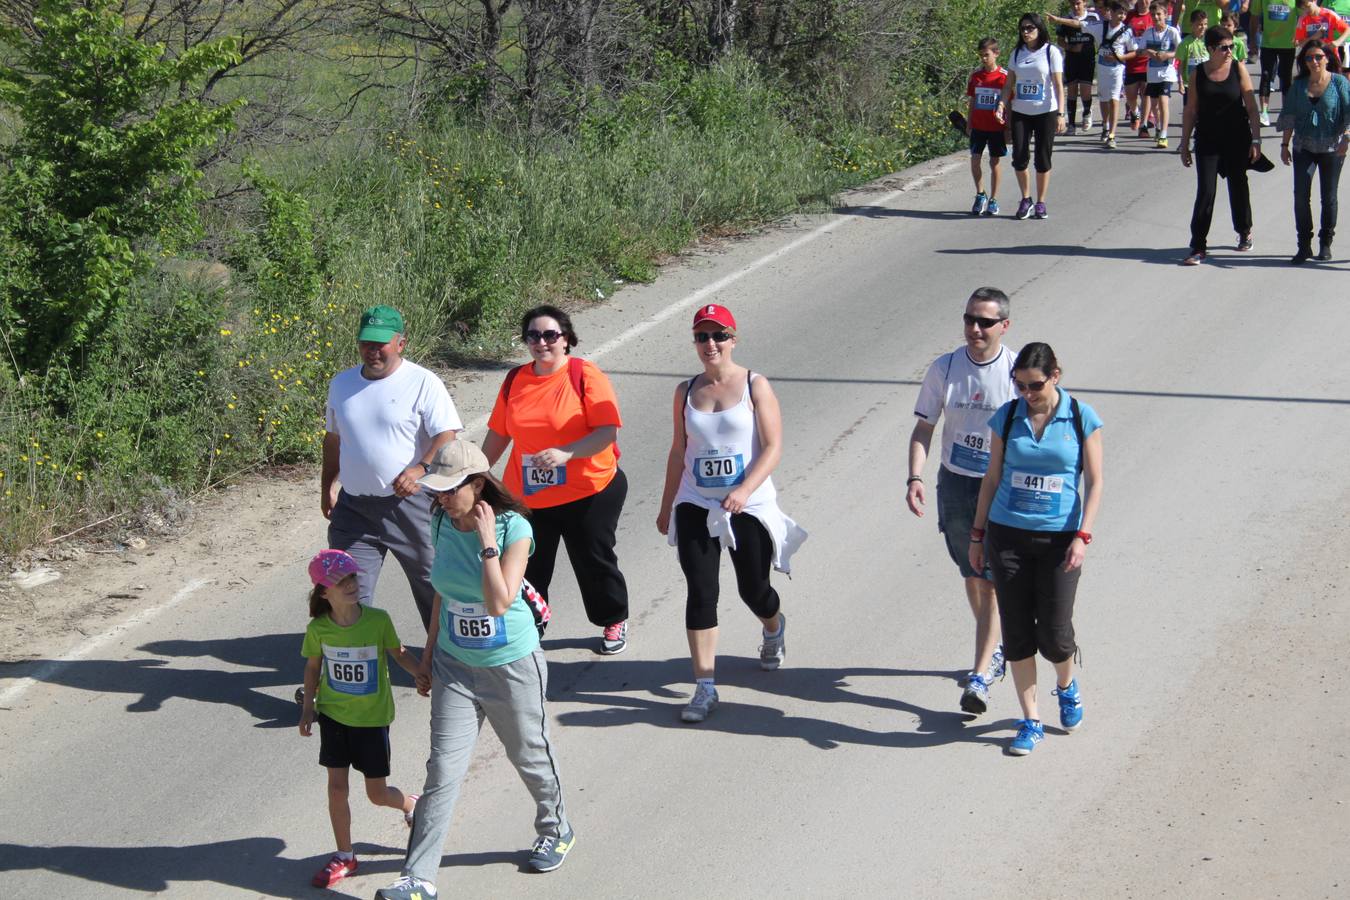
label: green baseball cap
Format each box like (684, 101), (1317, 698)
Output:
(357, 305), (405, 343)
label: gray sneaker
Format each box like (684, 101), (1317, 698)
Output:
(681, 682), (719, 723)
(527, 827), (576, 872)
(375, 875), (438, 899)
(960, 673), (991, 715)
(759, 613), (786, 670)
(600, 620), (628, 655)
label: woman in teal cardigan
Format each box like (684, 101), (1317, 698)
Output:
(1278, 39), (1350, 262)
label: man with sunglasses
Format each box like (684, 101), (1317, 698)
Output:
(323, 305), (462, 630)
(906, 288), (1017, 716)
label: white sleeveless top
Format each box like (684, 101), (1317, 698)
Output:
(668, 372), (806, 574)
(677, 373), (777, 505)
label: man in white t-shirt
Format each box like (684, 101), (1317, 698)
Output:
(906, 288), (1018, 716)
(323, 305), (462, 628)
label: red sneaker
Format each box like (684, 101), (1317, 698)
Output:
(312, 854), (358, 888)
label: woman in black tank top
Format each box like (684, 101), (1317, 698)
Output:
(1178, 25), (1263, 265)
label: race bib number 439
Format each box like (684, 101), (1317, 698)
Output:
(522, 454), (567, 496)
(323, 644), (379, 696)
(1009, 471), (1064, 515)
(950, 431), (992, 473)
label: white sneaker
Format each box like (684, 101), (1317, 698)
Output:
(681, 682), (719, 723)
(1083, 114), (1094, 131)
(1259, 109), (1271, 127)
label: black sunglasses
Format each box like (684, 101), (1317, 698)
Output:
(525, 329), (564, 344)
(694, 331), (735, 343)
(964, 314), (1006, 329)
(1013, 377), (1049, 392)
(427, 479), (474, 497)
(1213, 43), (1235, 52)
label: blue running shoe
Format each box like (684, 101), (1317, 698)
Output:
(1009, 719), (1044, 756)
(960, 673), (990, 715)
(987, 644), (1006, 681)
(1053, 679), (1083, 731)
(971, 192), (988, 215)
(983, 199), (1000, 216)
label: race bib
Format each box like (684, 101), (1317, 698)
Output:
(1269, 3), (1290, 20)
(1009, 471), (1064, 515)
(323, 644), (378, 696)
(973, 86), (1000, 110)
(693, 449), (746, 489)
(950, 431), (992, 473)
(447, 601), (507, 649)
(522, 454), (567, 496)
(1017, 81), (1046, 102)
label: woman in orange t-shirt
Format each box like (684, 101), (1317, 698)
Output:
(483, 304), (631, 655)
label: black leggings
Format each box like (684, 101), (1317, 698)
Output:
(676, 503), (780, 631)
(1189, 148), (1253, 252)
(525, 469), (629, 627)
(1011, 110), (1057, 174)
(1259, 46), (1295, 98)
(986, 522), (1080, 663)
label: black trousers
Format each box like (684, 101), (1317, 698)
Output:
(1189, 149), (1253, 252)
(1292, 149), (1343, 244)
(1259, 46), (1295, 98)
(986, 522), (1080, 663)
(525, 469), (629, 627)
(1011, 110), (1057, 173)
(676, 503), (781, 631)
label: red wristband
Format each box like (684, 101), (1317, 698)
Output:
(1075, 531), (1093, 545)
(970, 527), (986, 541)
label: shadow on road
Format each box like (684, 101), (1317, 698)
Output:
(836, 205), (973, 221)
(0, 633), (414, 727)
(0, 838), (519, 895)
(934, 242), (1307, 269)
(549, 655), (1010, 750)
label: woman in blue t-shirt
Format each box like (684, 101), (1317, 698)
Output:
(969, 343), (1104, 757)
(376, 441), (575, 900)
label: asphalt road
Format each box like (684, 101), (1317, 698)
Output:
(2, 109), (1348, 899)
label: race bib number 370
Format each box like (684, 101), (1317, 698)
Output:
(323, 644), (379, 696)
(693, 451), (746, 489)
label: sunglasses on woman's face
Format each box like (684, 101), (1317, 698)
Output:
(1013, 378), (1050, 393)
(1306, 53), (1327, 62)
(694, 331), (735, 343)
(427, 481), (470, 497)
(1020, 24), (1038, 32)
(525, 329), (563, 344)
(1213, 43), (1235, 53)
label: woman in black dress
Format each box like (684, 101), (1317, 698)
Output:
(1179, 25), (1264, 265)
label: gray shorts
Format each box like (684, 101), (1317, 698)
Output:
(937, 466), (992, 581)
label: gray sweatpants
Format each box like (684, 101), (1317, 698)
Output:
(327, 489), (436, 630)
(403, 648), (569, 884)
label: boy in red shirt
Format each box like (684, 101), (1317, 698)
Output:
(1125, 0), (1154, 129)
(967, 37), (1009, 216)
(1294, 0), (1349, 51)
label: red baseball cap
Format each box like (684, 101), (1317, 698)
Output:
(692, 303), (736, 330)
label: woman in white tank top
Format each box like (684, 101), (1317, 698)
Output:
(656, 304), (806, 724)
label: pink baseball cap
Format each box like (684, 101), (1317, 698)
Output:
(692, 303), (736, 330)
(308, 549), (362, 587)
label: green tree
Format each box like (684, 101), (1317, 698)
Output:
(0, 0), (242, 375)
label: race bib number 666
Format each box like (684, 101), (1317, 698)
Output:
(323, 644), (378, 696)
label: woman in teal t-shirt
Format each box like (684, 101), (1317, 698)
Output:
(377, 441), (575, 900)
(969, 343), (1104, 757)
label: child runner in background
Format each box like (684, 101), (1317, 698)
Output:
(1294, 0), (1349, 52)
(968, 38), (1010, 215)
(1126, 0), (1155, 128)
(1060, 0), (1101, 132)
(1253, 0), (1301, 124)
(1178, 10), (1213, 103)
(1050, 1), (1139, 147)
(1139, 1), (1183, 145)
(1225, 10), (1251, 60)
(300, 549), (421, 889)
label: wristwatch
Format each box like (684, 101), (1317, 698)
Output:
(479, 546), (500, 561)
(419, 461), (432, 473)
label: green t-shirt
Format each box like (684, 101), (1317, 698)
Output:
(431, 509), (538, 667)
(1177, 34), (1210, 79)
(1191, 1), (1227, 31)
(1329, 0), (1350, 18)
(301, 606), (401, 727)
(1253, 0), (1299, 48)
(1233, 33), (1248, 62)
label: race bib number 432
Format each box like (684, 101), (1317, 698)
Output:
(522, 454), (567, 496)
(323, 644), (379, 696)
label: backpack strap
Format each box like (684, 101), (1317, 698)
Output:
(1000, 397), (1020, 446)
(746, 370), (755, 411)
(501, 364), (527, 403)
(1070, 396), (1085, 474)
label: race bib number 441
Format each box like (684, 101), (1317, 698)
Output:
(323, 644), (379, 696)
(522, 454), (567, 496)
(1009, 471), (1064, 515)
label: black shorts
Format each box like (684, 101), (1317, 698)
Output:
(1145, 81), (1173, 98)
(1064, 52), (1096, 84)
(1124, 70), (1147, 86)
(969, 128), (1008, 158)
(317, 713), (392, 778)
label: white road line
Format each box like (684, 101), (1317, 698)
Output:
(464, 164), (961, 432)
(0, 577), (214, 708)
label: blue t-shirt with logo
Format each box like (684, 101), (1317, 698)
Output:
(988, 389), (1103, 531)
(431, 509), (537, 667)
